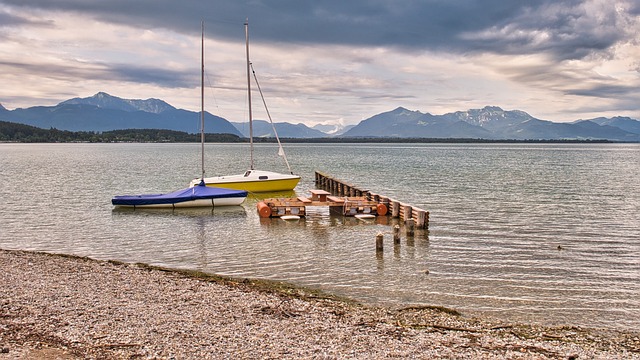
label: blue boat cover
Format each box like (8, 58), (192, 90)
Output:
(112, 182), (248, 206)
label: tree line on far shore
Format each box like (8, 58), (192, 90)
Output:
(0, 121), (243, 143)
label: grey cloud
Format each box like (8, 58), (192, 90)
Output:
(3, 0), (636, 61)
(0, 8), (54, 28)
(567, 83), (639, 98)
(0, 59), (195, 88)
(106, 64), (196, 88)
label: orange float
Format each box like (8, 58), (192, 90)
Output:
(257, 201), (272, 218)
(376, 203), (388, 216)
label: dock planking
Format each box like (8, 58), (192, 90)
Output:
(257, 188), (386, 219)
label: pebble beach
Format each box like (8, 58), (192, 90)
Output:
(1, 249), (639, 359)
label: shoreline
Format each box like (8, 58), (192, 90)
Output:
(1, 248), (639, 359)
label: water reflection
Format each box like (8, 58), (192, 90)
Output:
(247, 190), (297, 201)
(111, 205), (247, 218)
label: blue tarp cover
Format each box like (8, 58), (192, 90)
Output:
(112, 182), (247, 206)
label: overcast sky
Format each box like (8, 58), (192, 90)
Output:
(1, 0), (639, 126)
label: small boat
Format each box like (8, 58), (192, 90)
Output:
(112, 22), (248, 208)
(111, 181), (247, 208)
(192, 21), (300, 193)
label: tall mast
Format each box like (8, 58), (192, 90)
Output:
(245, 19), (254, 170)
(200, 20), (205, 180)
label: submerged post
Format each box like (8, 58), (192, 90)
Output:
(406, 219), (415, 237)
(376, 232), (384, 252)
(393, 225), (401, 244)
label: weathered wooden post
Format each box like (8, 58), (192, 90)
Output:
(391, 201), (400, 218)
(403, 205), (412, 223)
(376, 232), (384, 252)
(393, 225), (401, 244)
(417, 210), (427, 229)
(406, 219), (415, 237)
(425, 211), (430, 229)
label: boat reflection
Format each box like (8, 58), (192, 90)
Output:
(247, 190), (297, 201)
(111, 205), (247, 218)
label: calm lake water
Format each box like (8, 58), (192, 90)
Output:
(1, 142), (639, 331)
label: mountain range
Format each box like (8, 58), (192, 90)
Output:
(1, 92), (639, 141)
(0, 92), (241, 136)
(342, 106), (640, 141)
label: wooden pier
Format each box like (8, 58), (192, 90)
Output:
(255, 171), (429, 230)
(257, 189), (387, 219)
(314, 171), (429, 229)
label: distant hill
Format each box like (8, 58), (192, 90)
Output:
(340, 106), (640, 142)
(585, 116), (640, 135)
(312, 123), (354, 136)
(232, 120), (327, 138)
(60, 92), (175, 114)
(0, 92), (242, 136)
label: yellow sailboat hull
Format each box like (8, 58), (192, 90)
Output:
(204, 177), (299, 193)
(190, 170), (300, 193)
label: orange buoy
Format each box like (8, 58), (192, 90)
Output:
(376, 203), (388, 216)
(257, 201), (272, 218)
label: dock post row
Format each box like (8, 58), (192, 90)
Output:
(314, 171), (429, 229)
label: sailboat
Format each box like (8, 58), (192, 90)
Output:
(112, 22), (248, 208)
(190, 21), (301, 193)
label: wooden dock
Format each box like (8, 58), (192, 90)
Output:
(314, 171), (429, 229)
(255, 171), (429, 230)
(257, 189), (387, 219)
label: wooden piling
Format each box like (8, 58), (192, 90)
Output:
(376, 232), (384, 252)
(403, 204), (412, 224)
(406, 219), (415, 237)
(417, 210), (427, 229)
(391, 201), (400, 218)
(393, 225), (401, 244)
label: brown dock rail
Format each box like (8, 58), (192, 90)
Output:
(314, 171), (429, 229)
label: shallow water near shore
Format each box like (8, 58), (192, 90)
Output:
(1, 142), (639, 330)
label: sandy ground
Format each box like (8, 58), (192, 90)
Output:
(1, 249), (639, 359)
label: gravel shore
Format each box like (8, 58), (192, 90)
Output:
(1, 249), (638, 359)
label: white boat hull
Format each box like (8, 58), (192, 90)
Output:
(114, 196), (246, 209)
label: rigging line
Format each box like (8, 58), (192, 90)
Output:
(204, 71), (221, 113)
(249, 62), (294, 175)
